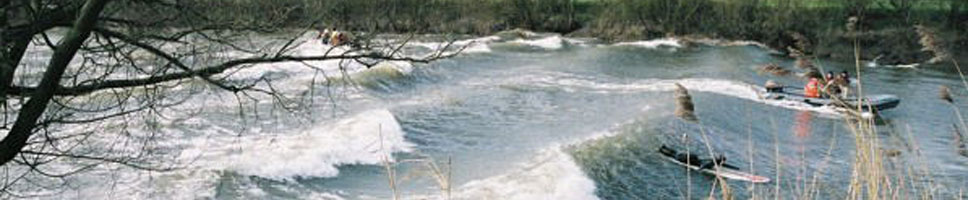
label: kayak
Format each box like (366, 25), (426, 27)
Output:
(763, 87), (900, 112)
(658, 147), (770, 183)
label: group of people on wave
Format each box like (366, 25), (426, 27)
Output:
(316, 28), (352, 47)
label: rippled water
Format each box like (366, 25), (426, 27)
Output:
(22, 32), (968, 199)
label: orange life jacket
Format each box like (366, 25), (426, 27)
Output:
(804, 78), (820, 98)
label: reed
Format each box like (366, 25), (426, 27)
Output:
(378, 123), (453, 200)
(941, 86), (954, 103)
(674, 83), (698, 122)
(673, 83), (738, 199)
(952, 125), (968, 158)
(661, 19), (965, 198)
(838, 15), (957, 200)
(842, 15), (888, 200)
(915, 25), (951, 65)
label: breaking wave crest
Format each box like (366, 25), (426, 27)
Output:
(510, 35), (566, 50)
(453, 148), (599, 200)
(613, 38), (683, 49)
(198, 109), (414, 180)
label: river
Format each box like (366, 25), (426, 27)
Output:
(22, 32), (968, 199)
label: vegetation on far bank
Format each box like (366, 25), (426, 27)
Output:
(190, 0), (965, 65)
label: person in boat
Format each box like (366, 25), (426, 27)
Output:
(659, 145), (737, 170)
(834, 71), (851, 98)
(839, 70), (851, 85)
(804, 77), (821, 98)
(823, 71), (842, 98)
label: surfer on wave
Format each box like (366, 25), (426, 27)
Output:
(658, 145), (738, 170)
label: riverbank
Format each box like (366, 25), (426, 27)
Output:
(187, 0), (965, 66)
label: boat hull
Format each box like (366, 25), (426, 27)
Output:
(764, 92), (900, 111)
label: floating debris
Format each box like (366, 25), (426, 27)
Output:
(758, 63), (791, 76)
(881, 148), (902, 157)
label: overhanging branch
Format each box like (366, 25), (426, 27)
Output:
(6, 34), (461, 97)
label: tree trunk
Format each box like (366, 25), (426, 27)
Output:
(0, 0), (110, 167)
(0, 39), (29, 127)
(1, 39), (30, 96)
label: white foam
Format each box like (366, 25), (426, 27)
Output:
(452, 36), (501, 53)
(867, 62), (920, 69)
(613, 38), (682, 49)
(221, 41), (421, 96)
(507, 73), (846, 118)
(866, 54), (920, 68)
(563, 37), (599, 47)
(41, 109), (407, 200)
(460, 43), (495, 54)
(688, 38), (774, 50)
(511, 36), (565, 50)
(409, 36), (500, 54)
(614, 37), (782, 54)
(508, 29), (540, 38)
(208, 35), (373, 83)
(196, 109), (413, 180)
(373, 61), (414, 74)
(886, 63), (921, 69)
(453, 148), (599, 200)
(228, 31), (466, 84)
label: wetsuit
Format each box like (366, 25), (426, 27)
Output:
(659, 145), (704, 166)
(660, 145), (739, 170)
(699, 155), (726, 170)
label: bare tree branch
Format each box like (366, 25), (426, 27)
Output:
(0, 0), (111, 168)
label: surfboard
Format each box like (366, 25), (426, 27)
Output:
(661, 154), (771, 183)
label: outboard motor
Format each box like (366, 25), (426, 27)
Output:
(765, 80), (783, 93)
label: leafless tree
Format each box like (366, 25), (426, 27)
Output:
(0, 0), (463, 196)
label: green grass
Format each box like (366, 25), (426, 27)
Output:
(722, 0), (957, 10)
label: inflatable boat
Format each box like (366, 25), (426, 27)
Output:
(763, 87), (900, 112)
